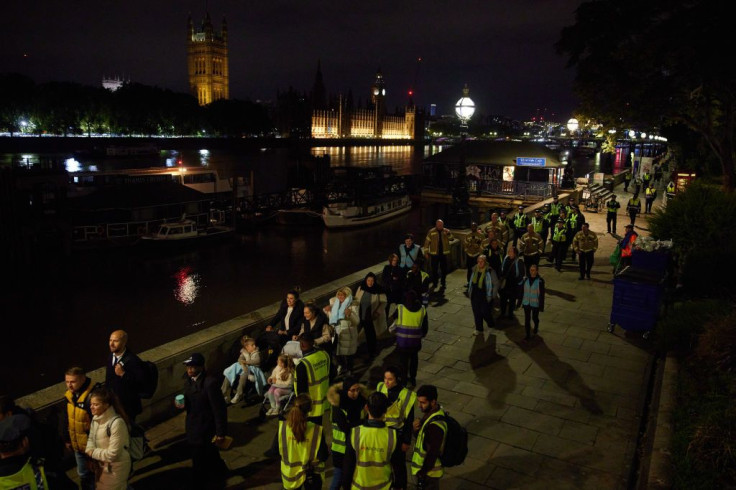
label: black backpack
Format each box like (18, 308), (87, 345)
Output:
(438, 412), (468, 467)
(138, 360), (159, 399)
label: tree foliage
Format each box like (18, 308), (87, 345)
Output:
(556, 0), (736, 191)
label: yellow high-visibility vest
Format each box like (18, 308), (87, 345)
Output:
(350, 425), (396, 490)
(299, 350), (331, 418)
(278, 421), (324, 489)
(411, 410), (448, 478)
(376, 383), (417, 430)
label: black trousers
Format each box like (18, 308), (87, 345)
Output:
(551, 241), (567, 270)
(391, 444), (408, 489)
(645, 198), (654, 213)
(606, 212), (617, 233)
(471, 288), (494, 330)
(360, 317), (377, 356)
(429, 254), (448, 287)
(190, 442), (227, 489)
(523, 305), (540, 339)
(629, 211), (638, 225)
(578, 251), (594, 278)
(498, 288), (516, 317)
(397, 347), (420, 381)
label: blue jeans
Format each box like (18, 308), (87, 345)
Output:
(329, 467), (343, 490)
(75, 451), (95, 490)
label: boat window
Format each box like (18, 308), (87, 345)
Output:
(169, 227), (183, 234)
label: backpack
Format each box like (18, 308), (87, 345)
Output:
(438, 412), (468, 467)
(138, 360), (159, 399)
(107, 417), (150, 462)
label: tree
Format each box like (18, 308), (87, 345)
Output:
(556, 0), (736, 191)
(0, 73), (34, 135)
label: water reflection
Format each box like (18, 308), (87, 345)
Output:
(174, 266), (200, 305)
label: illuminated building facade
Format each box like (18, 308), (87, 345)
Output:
(311, 68), (418, 140)
(187, 13), (229, 106)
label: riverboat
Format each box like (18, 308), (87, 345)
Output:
(139, 213), (234, 244)
(322, 194), (412, 229)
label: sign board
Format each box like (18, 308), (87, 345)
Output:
(593, 172), (605, 184)
(517, 157), (546, 167)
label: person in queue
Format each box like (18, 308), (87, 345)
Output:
(499, 246), (525, 319)
(399, 233), (423, 272)
(376, 366), (416, 490)
(295, 303), (332, 350)
(324, 286), (358, 377)
(342, 392), (397, 490)
(518, 264), (546, 341)
(468, 254), (498, 335)
(411, 385), (447, 490)
(63, 366), (100, 490)
(106, 329), (146, 424)
(381, 253), (406, 319)
(354, 272), (388, 359)
(391, 290), (428, 388)
(265, 289), (305, 344)
(327, 376), (367, 490)
(482, 235), (503, 278)
(85, 387), (132, 490)
(278, 394), (328, 490)
(463, 222), (485, 285)
(404, 258), (430, 308)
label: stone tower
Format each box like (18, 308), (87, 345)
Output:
(187, 13), (229, 106)
(370, 68), (386, 137)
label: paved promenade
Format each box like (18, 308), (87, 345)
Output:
(74, 186), (661, 489)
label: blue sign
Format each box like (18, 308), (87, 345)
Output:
(517, 157), (546, 167)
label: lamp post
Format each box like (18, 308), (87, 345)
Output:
(447, 84), (476, 228)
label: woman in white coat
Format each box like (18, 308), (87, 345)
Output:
(85, 387), (131, 490)
(354, 272), (387, 358)
(324, 286), (359, 376)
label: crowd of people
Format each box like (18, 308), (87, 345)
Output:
(2, 176), (669, 489)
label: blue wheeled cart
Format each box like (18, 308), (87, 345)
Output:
(607, 265), (666, 339)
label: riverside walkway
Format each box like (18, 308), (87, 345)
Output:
(73, 186), (660, 489)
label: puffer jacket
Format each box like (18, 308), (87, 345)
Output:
(85, 407), (131, 490)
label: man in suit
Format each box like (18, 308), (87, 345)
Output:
(106, 330), (146, 423)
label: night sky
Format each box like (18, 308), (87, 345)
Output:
(3, 0), (582, 121)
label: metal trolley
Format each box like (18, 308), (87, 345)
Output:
(607, 250), (671, 339)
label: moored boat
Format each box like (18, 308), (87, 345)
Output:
(322, 194), (411, 229)
(140, 213), (234, 244)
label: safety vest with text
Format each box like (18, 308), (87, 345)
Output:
(278, 421), (324, 489)
(351, 424), (396, 490)
(331, 407), (348, 455)
(299, 350), (331, 418)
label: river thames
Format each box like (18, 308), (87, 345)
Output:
(1, 144), (598, 398)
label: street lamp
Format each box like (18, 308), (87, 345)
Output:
(455, 84), (475, 136)
(566, 118), (579, 134)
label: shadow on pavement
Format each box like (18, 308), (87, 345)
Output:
(512, 336), (603, 415)
(469, 332), (517, 410)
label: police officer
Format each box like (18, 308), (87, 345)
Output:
(548, 197), (561, 228)
(623, 172), (632, 193)
(411, 385), (448, 490)
(627, 194), (642, 225)
(606, 195), (621, 234)
(511, 205), (528, 248)
(532, 208), (550, 252)
(645, 185), (656, 213)
(550, 220), (568, 272)
(343, 392), (397, 490)
(0, 414), (49, 489)
(665, 180), (676, 203)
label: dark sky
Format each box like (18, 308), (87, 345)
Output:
(3, 0), (582, 121)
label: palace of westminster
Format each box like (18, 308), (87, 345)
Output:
(186, 12), (421, 140)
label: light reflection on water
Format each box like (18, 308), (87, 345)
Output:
(174, 266), (200, 305)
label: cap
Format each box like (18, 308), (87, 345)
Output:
(0, 414), (31, 443)
(183, 353), (205, 366)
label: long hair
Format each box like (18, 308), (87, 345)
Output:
(278, 354), (295, 381)
(287, 394), (312, 443)
(89, 386), (130, 427)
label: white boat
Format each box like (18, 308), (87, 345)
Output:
(140, 214), (234, 244)
(322, 195), (412, 229)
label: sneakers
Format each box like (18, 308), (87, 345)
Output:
(230, 394), (241, 404)
(266, 407), (279, 416)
